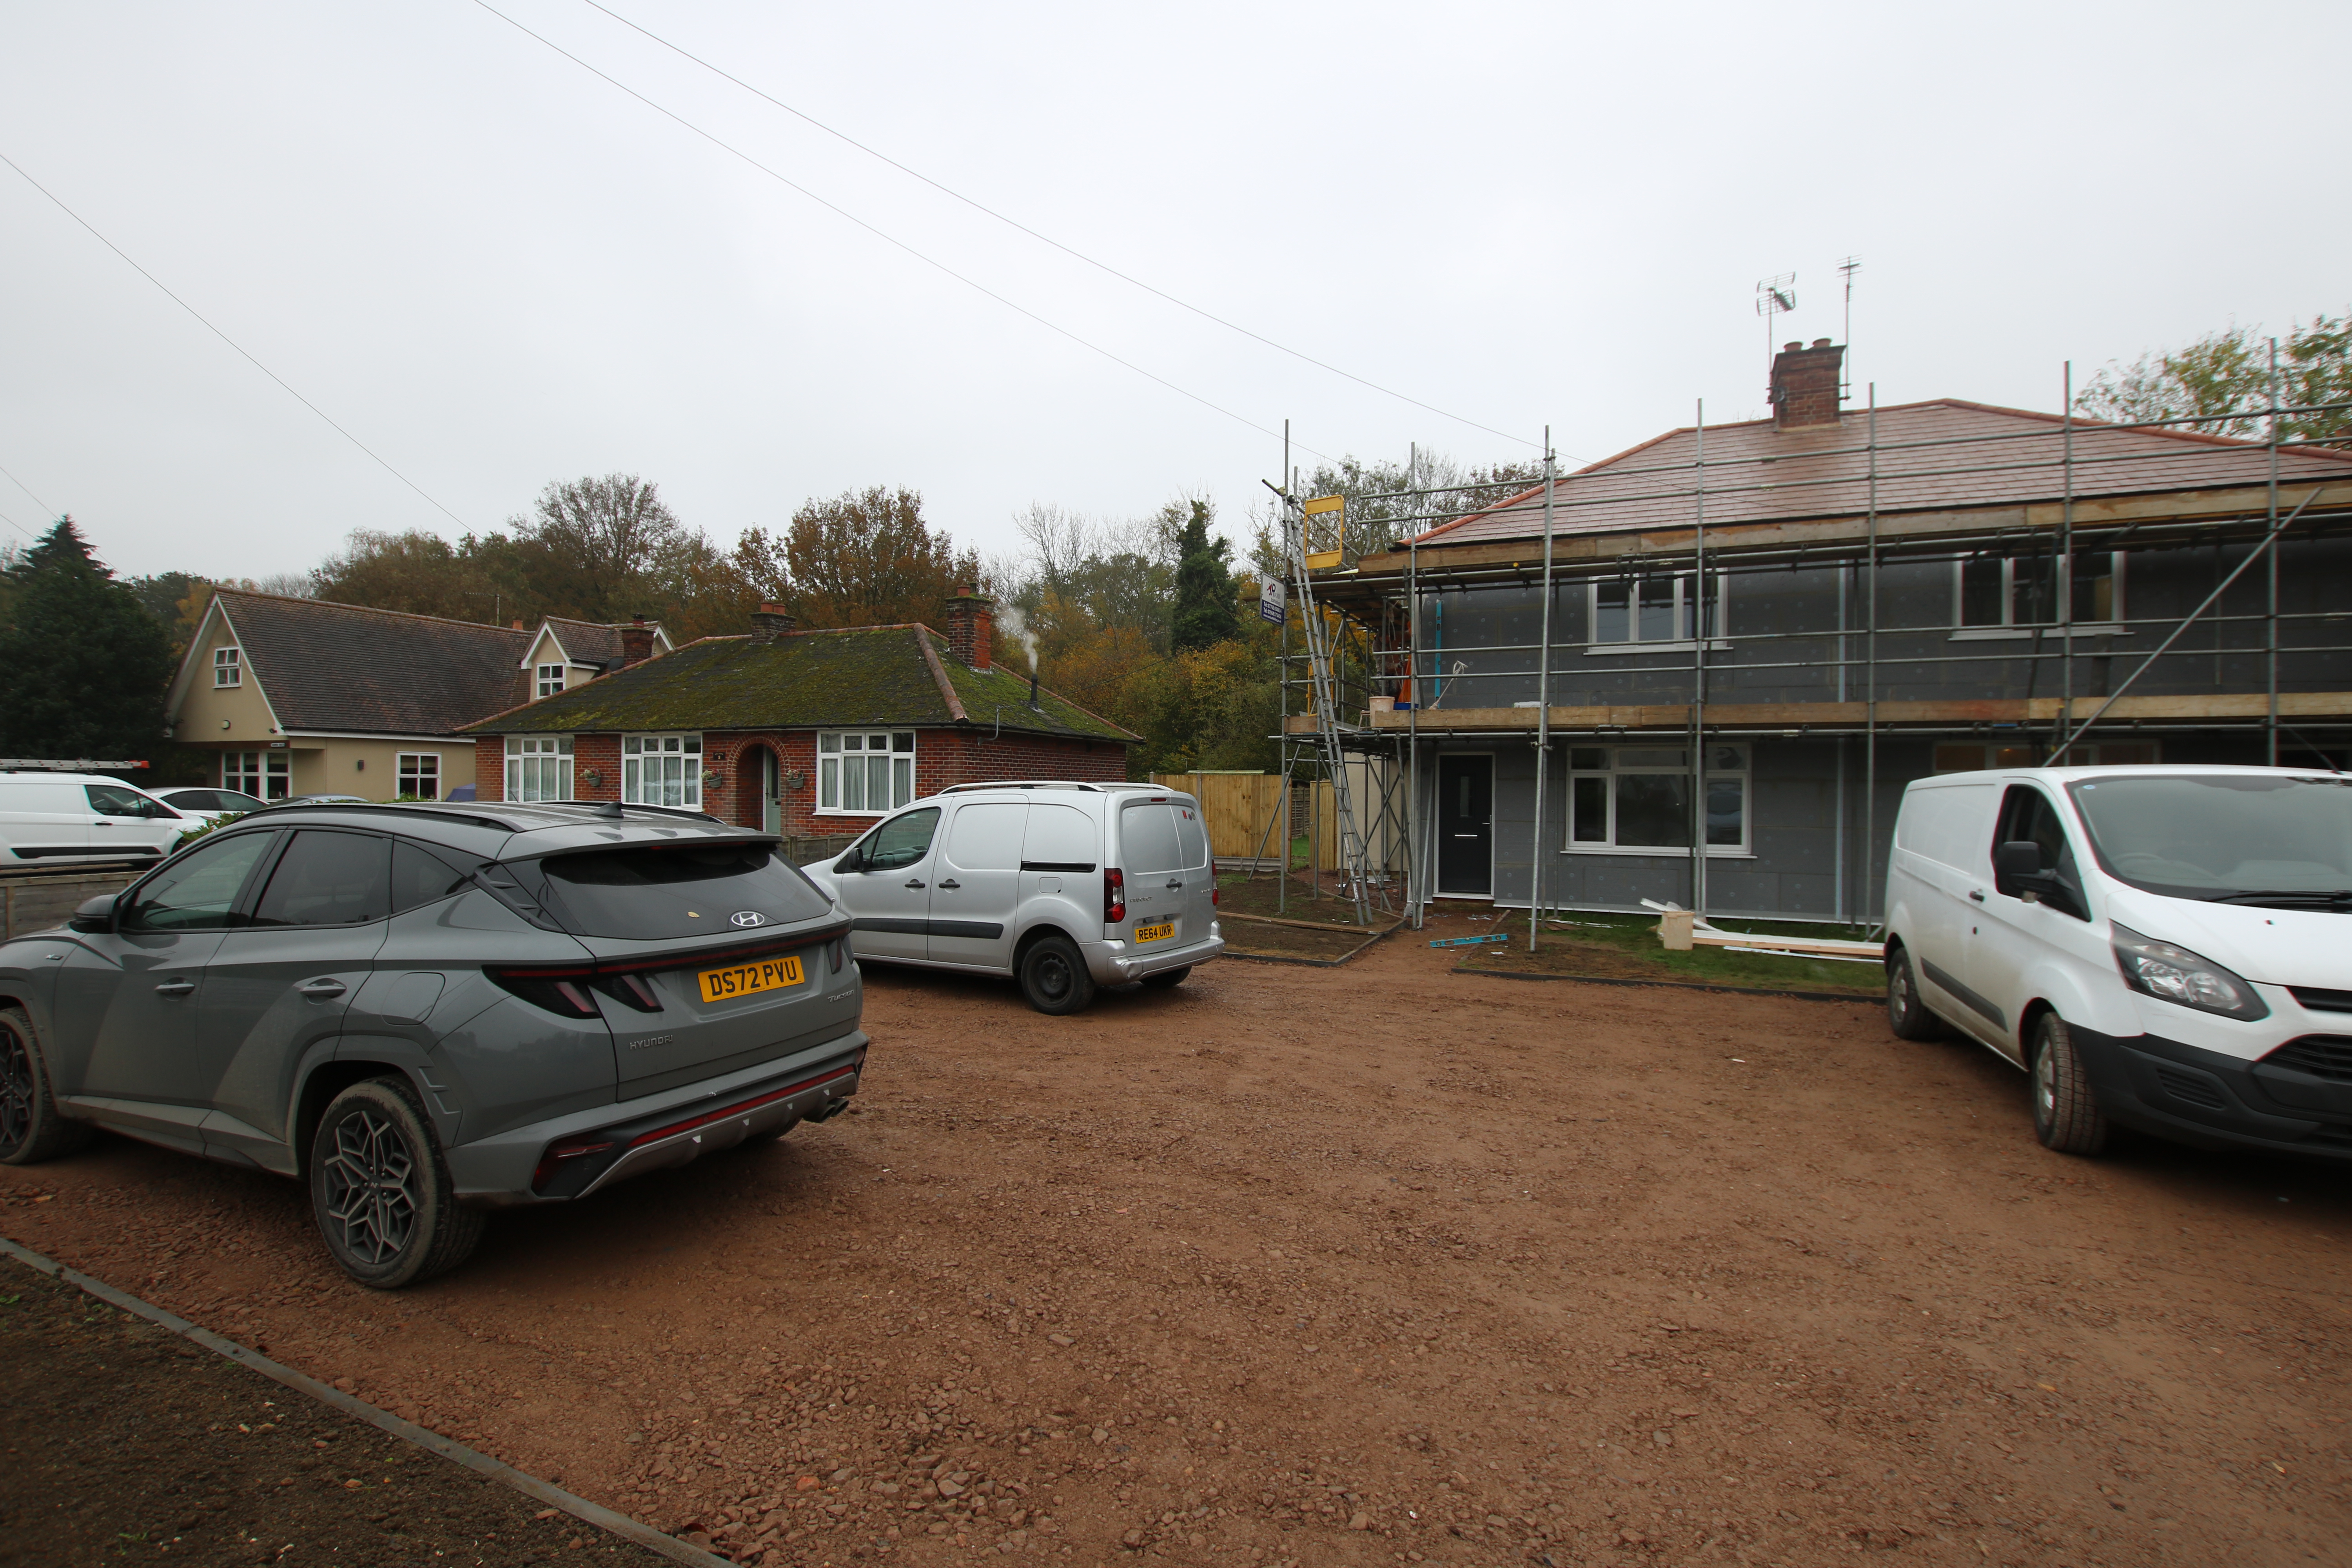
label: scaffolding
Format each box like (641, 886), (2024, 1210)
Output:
(1272, 368), (2352, 945)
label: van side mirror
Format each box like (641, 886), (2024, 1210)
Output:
(1994, 840), (2043, 883)
(834, 847), (864, 874)
(68, 894), (118, 934)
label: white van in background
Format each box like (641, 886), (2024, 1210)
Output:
(802, 781), (1224, 1014)
(0, 771), (189, 866)
(1882, 765), (2352, 1160)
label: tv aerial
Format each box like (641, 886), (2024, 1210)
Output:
(1755, 272), (1796, 377)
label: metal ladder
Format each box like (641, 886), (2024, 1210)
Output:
(1284, 492), (1376, 926)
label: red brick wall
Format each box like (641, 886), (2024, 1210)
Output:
(477, 727), (1129, 833)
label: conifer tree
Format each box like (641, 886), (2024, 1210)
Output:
(0, 517), (174, 760)
(1169, 500), (1238, 653)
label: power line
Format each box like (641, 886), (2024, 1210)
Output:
(0, 151), (472, 531)
(0, 462), (51, 540)
(471, 0), (1332, 462)
(575, 0), (1544, 456)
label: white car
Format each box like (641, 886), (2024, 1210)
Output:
(801, 780), (1224, 1013)
(0, 771), (190, 865)
(153, 787), (270, 825)
(1882, 764), (2352, 1160)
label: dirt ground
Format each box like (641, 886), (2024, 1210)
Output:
(4, 906), (2350, 1568)
(0, 1262), (664, 1566)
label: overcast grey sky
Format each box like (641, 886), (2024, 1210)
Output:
(4, 0), (2345, 583)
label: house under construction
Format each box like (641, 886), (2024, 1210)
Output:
(1273, 340), (2352, 929)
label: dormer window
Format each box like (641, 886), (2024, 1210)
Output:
(535, 663), (565, 698)
(212, 646), (242, 688)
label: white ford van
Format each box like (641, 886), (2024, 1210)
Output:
(1882, 765), (2352, 1160)
(800, 781), (1224, 1014)
(0, 771), (189, 865)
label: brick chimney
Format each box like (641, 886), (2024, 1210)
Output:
(943, 585), (994, 671)
(750, 602), (797, 644)
(1769, 337), (1846, 430)
(618, 616), (655, 667)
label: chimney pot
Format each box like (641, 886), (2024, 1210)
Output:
(750, 602), (797, 644)
(943, 587), (995, 672)
(1768, 339), (1846, 431)
(511, 619), (524, 630)
(1784, 341), (1802, 353)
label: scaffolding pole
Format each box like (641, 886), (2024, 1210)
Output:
(1528, 430), (1556, 950)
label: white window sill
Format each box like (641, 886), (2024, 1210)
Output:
(1584, 640), (1731, 656)
(1949, 624), (2130, 642)
(1563, 846), (1756, 859)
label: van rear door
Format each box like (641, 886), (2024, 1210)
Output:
(929, 800), (1027, 971)
(1172, 797), (1216, 944)
(1117, 800), (1189, 950)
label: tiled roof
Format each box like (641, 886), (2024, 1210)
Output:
(468, 624), (1136, 743)
(540, 618), (664, 671)
(217, 592), (530, 735)
(1415, 400), (2352, 548)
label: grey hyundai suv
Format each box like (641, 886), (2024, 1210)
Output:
(0, 801), (866, 1287)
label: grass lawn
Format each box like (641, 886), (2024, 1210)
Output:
(1456, 909), (1887, 997)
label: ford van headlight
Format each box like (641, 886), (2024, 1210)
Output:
(2110, 922), (2268, 1021)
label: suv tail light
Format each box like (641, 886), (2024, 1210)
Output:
(487, 965), (602, 1020)
(1104, 867), (1126, 925)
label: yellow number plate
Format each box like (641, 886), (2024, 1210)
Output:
(697, 953), (806, 1003)
(1133, 921), (1175, 944)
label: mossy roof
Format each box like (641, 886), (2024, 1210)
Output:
(464, 624), (1135, 743)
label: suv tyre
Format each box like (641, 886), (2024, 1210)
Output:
(310, 1076), (485, 1289)
(0, 1006), (93, 1165)
(2031, 1012), (2108, 1156)
(1019, 935), (1096, 1015)
(1885, 947), (1944, 1041)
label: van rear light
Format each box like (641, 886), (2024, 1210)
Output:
(1104, 867), (1125, 925)
(1211, 886), (1219, 907)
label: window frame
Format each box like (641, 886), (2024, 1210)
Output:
(815, 730), (919, 817)
(221, 750), (291, 801)
(1563, 743), (1752, 856)
(1585, 571), (1729, 653)
(504, 735), (573, 802)
(212, 646), (242, 688)
(1952, 551), (2127, 639)
(621, 733), (703, 808)
(534, 664), (566, 699)
(396, 751), (441, 800)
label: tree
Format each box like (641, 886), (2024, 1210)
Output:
(2076, 316), (2352, 445)
(775, 486), (979, 629)
(0, 517), (174, 762)
(1169, 499), (1238, 653)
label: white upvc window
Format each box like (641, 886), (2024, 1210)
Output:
(222, 750), (290, 800)
(1955, 551), (2125, 634)
(505, 735), (573, 802)
(817, 730), (916, 815)
(1588, 572), (1726, 649)
(397, 753), (441, 799)
(622, 733), (702, 808)
(535, 664), (565, 698)
(213, 646), (242, 687)
(1565, 744), (1749, 854)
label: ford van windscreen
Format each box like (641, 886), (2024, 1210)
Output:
(2065, 773), (2352, 905)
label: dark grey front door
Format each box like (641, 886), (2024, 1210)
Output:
(1436, 755), (1493, 896)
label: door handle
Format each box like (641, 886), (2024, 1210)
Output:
(1166, 879), (1183, 890)
(1968, 890), (1986, 903)
(938, 878), (961, 890)
(298, 979), (347, 999)
(93, 821), (114, 828)
(153, 979), (195, 997)
(905, 878), (926, 889)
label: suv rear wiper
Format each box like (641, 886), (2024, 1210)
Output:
(2204, 889), (2352, 906)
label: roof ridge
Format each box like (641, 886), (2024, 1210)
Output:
(215, 588), (532, 637)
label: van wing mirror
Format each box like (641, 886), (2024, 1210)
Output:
(67, 894), (118, 934)
(1993, 840), (2044, 883)
(834, 846), (864, 874)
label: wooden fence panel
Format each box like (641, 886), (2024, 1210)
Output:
(1149, 772), (1287, 861)
(3, 867), (143, 939)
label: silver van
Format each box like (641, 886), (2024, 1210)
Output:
(1882, 765), (2352, 1160)
(802, 781), (1223, 1013)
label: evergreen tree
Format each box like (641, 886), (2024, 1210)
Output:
(0, 517), (175, 761)
(1169, 500), (1238, 653)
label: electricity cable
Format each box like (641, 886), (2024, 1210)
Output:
(572, 0), (1544, 455)
(472, 0), (1331, 461)
(0, 461), (56, 521)
(0, 151), (471, 531)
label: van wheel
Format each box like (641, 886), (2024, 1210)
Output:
(1884, 948), (1943, 1041)
(1019, 935), (1096, 1015)
(1140, 967), (1191, 990)
(310, 1077), (485, 1289)
(0, 1005), (93, 1165)
(2031, 1013), (2108, 1156)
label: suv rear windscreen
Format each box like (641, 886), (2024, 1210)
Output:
(536, 843), (832, 939)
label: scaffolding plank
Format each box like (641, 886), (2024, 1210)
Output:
(1319, 690), (2352, 735)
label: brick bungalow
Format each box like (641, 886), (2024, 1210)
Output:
(462, 590), (1136, 844)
